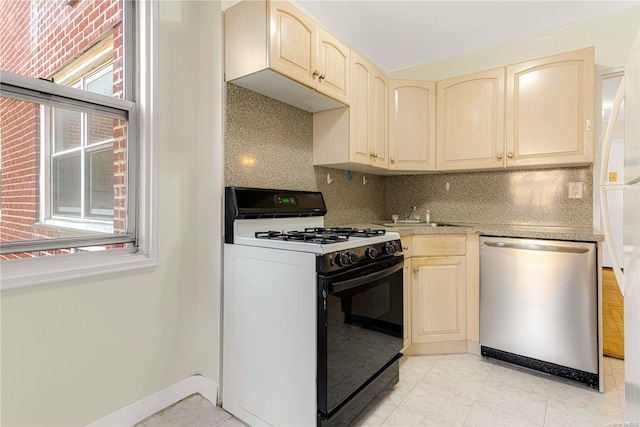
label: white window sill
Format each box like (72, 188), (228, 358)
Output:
(0, 249), (158, 291)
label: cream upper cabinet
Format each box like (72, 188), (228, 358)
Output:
(225, 0), (348, 112)
(268, 1), (350, 104)
(505, 47), (595, 168)
(389, 80), (436, 171)
(436, 68), (505, 171)
(314, 52), (388, 170)
(349, 52), (389, 168)
(268, 1), (316, 88)
(316, 27), (350, 104)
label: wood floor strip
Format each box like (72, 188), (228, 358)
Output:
(602, 267), (624, 360)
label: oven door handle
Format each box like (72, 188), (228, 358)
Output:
(330, 259), (403, 294)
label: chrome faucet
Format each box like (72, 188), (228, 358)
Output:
(404, 206), (416, 220)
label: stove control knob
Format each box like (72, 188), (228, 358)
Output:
(393, 242), (402, 253)
(382, 243), (395, 254)
(347, 251), (358, 264)
(365, 247), (378, 260)
(336, 253), (350, 267)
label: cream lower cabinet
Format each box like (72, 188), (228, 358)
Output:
(412, 256), (467, 343)
(401, 235), (412, 352)
(405, 235), (469, 355)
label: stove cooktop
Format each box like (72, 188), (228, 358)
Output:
(255, 228), (386, 244)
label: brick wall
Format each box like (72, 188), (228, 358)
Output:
(0, 0), (125, 255)
(0, 0), (122, 79)
(0, 99), (40, 242)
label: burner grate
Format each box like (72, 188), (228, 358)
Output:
(255, 230), (350, 244)
(254, 227), (386, 244)
(304, 227), (386, 237)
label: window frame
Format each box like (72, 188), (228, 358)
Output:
(0, 0), (158, 290)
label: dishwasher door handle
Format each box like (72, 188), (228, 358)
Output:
(483, 241), (590, 254)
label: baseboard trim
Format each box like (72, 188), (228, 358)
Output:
(403, 340), (468, 355)
(87, 375), (218, 427)
(467, 340), (481, 356)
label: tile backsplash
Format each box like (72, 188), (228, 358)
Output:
(225, 83), (594, 228)
(385, 167), (593, 227)
(225, 83), (386, 226)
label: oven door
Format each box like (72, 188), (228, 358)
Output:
(317, 254), (404, 417)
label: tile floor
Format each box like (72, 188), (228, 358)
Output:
(136, 354), (626, 427)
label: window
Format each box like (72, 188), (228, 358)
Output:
(0, 0), (158, 289)
(47, 63), (120, 226)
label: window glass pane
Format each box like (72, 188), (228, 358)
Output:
(87, 112), (116, 146)
(53, 154), (81, 218)
(87, 67), (114, 96)
(86, 148), (115, 219)
(1, 96), (128, 254)
(54, 108), (82, 152)
(0, 0), (123, 99)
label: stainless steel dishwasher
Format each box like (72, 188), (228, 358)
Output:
(480, 236), (599, 388)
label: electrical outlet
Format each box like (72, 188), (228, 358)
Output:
(569, 182), (583, 199)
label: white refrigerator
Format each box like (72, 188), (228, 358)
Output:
(601, 30), (640, 421)
(623, 30), (640, 421)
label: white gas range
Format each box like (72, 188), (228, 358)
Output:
(222, 187), (404, 427)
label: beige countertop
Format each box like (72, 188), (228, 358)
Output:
(349, 222), (604, 242)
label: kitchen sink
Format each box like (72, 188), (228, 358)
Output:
(379, 222), (462, 228)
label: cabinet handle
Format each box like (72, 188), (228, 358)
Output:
(391, 157), (395, 163)
(319, 73), (326, 81)
(497, 154), (503, 160)
(414, 267), (419, 273)
(507, 152), (513, 158)
(403, 246), (409, 251)
(370, 152), (378, 158)
(313, 69), (320, 78)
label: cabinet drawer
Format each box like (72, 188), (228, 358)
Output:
(400, 235), (412, 258)
(412, 235), (466, 257)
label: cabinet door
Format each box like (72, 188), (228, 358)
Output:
(317, 27), (350, 104)
(401, 236), (412, 351)
(411, 256), (466, 343)
(402, 262), (411, 352)
(370, 68), (389, 168)
(349, 52), (373, 166)
(505, 47), (595, 167)
(389, 80), (436, 171)
(437, 68), (505, 171)
(268, 1), (317, 88)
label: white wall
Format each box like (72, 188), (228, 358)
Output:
(390, 6), (640, 81)
(0, 1), (224, 426)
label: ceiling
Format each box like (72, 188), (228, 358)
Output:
(296, 1), (639, 73)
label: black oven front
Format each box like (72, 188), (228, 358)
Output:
(317, 253), (404, 426)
